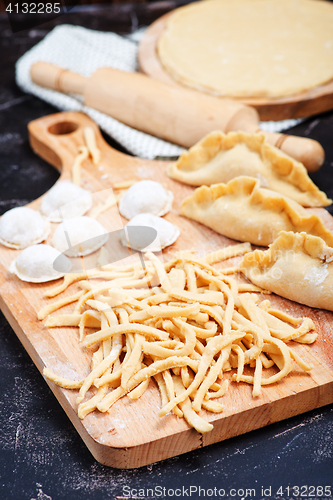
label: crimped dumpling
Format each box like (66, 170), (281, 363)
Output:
(121, 213), (180, 252)
(9, 244), (72, 283)
(0, 207), (50, 249)
(167, 131), (331, 207)
(40, 180), (92, 222)
(119, 180), (174, 220)
(52, 216), (109, 257)
(180, 176), (333, 246)
(240, 231), (333, 311)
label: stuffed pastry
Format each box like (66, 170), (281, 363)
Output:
(0, 207), (50, 249)
(240, 231), (333, 311)
(180, 176), (333, 246)
(52, 216), (109, 257)
(167, 131), (330, 207)
(40, 180), (92, 222)
(9, 244), (72, 283)
(119, 180), (173, 220)
(121, 213), (180, 252)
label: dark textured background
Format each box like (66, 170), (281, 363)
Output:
(0, 3), (332, 500)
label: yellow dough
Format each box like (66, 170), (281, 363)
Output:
(180, 177), (333, 246)
(167, 131), (331, 207)
(158, 0), (333, 98)
(240, 232), (333, 311)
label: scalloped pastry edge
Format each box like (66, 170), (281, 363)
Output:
(240, 231), (333, 311)
(167, 131), (331, 207)
(180, 176), (333, 246)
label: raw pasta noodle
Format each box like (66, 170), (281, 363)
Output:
(72, 146), (89, 186)
(83, 127), (101, 165)
(113, 179), (138, 190)
(41, 245), (317, 433)
(205, 242), (252, 265)
(69, 127), (102, 188)
(38, 289), (86, 320)
(89, 193), (122, 219)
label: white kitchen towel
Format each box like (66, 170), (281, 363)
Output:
(16, 24), (303, 159)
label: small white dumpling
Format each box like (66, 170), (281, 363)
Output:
(9, 244), (72, 283)
(0, 207), (50, 249)
(40, 180), (92, 222)
(118, 180), (174, 220)
(121, 213), (180, 252)
(52, 216), (109, 257)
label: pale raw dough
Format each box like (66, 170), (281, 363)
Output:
(52, 216), (109, 257)
(158, 0), (333, 98)
(40, 180), (92, 222)
(121, 213), (180, 252)
(0, 207), (50, 249)
(180, 177), (333, 246)
(167, 131), (331, 208)
(9, 244), (72, 283)
(119, 180), (174, 220)
(240, 232), (333, 311)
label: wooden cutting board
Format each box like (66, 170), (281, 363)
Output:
(138, 12), (333, 122)
(0, 111), (333, 469)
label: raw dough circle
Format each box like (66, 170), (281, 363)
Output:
(0, 207), (50, 249)
(9, 244), (72, 283)
(40, 180), (92, 222)
(119, 180), (174, 220)
(157, 0), (333, 98)
(52, 216), (109, 257)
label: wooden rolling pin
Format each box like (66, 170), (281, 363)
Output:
(31, 62), (324, 172)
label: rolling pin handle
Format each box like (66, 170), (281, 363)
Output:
(262, 131), (325, 173)
(30, 62), (87, 95)
(226, 111), (324, 172)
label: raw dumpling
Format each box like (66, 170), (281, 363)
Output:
(40, 180), (92, 222)
(167, 131), (331, 207)
(240, 231), (333, 311)
(52, 216), (109, 257)
(180, 176), (333, 246)
(121, 213), (180, 252)
(9, 244), (72, 283)
(0, 206), (50, 249)
(118, 180), (174, 220)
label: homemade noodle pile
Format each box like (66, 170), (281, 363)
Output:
(40, 243), (316, 433)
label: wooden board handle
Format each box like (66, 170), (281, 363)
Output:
(27, 111), (143, 183)
(27, 111), (100, 177)
(30, 62), (324, 172)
